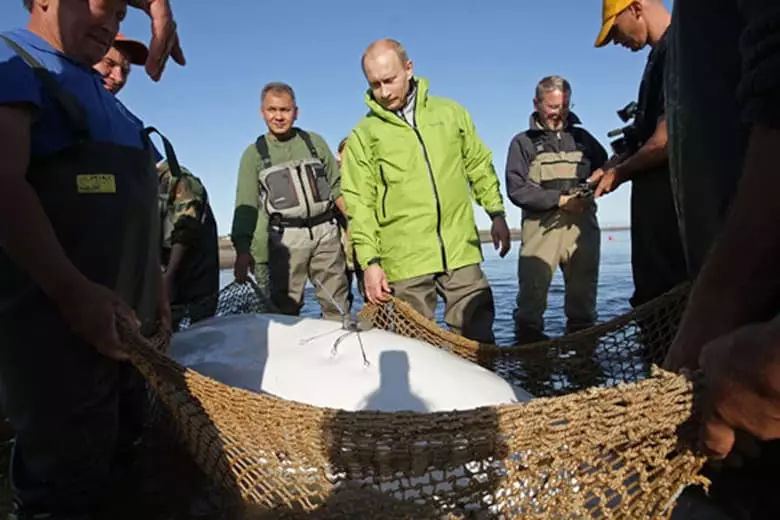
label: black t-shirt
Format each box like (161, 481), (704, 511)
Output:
(634, 28), (669, 147)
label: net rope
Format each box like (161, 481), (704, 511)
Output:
(141, 282), (709, 518)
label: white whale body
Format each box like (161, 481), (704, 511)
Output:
(168, 313), (533, 411)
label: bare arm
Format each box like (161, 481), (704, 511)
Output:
(334, 195), (347, 217)
(0, 104), (88, 299)
(615, 115), (668, 182)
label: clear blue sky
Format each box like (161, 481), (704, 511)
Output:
(1, 0), (672, 235)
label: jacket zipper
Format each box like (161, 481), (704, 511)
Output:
(406, 121), (447, 272)
(379, 165), (389, 219)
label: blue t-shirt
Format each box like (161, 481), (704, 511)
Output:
(0, 28), (149, 158)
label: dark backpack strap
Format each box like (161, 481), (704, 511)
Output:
(254, 135), (273, 170)
(296, 129), (321, 161)
(0, 35), (89, 140)
(145, 127), (183, 179)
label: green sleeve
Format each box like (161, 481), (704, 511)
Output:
(458, 105), (506, 218)
(230, 144), (260, 255)
(313, 133), (342, 199)
(341, 129), (379, 265)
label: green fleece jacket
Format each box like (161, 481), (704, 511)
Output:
(230, 129), (341, 263)
(341, 77), (505, 282)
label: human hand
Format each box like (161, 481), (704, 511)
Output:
(697, 321), (780, 460)
(234, 252), (255, 284)
(491, 215), (511, 258)
(363, 264), (391, 304)
(54, 280), (137, 361)
(558, 194), (588, 214)
(128, 0), (186, 81)
(588, 167), (623, 197)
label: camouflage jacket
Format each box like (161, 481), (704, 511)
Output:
(158, 161), (210, 249)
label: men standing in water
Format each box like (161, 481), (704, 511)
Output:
(589, 0), (687, 314)
(341, 38), (511, 344)
(231, 82), (349, 319)
(0, 0), (180, 516)
(506, 76), (607, 344)
(92, 36), (220, 330)
(661, 0), (780, 517)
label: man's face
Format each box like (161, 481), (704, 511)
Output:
(54, 0), (127, 66)
(535, 89), (570, 131)
(609, 5), (649, 51)
(261, 91), (298, 137)
(94, 46), (131, 94)
(363, 50), (413, 111)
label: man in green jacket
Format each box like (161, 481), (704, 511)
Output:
(231, 82), (349, 320)
(341, 38), (511, 344)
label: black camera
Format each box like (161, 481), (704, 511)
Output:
(607, 101), (639, 156)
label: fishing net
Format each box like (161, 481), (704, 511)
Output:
(141, 281), (707, 519)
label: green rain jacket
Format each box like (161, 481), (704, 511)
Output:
(341, 77), (505, 283)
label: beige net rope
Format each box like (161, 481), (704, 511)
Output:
(134, 282), (709, 519)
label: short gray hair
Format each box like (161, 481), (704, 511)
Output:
(535, 75), (572, 101)
(23, 0), (33, 12)
(261, 82), (296, 105)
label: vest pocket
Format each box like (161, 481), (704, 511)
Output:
(303, 163), (332, 204)
(263, 169), (300, 210)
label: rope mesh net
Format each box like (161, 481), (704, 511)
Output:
(139, 282), (708, 518)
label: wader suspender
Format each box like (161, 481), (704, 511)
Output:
(254, 128), (321, 168)
(146, 127), (211, 231)
(0, 35), (89, 140)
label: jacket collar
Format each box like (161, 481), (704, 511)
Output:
(365, 76), (430, 126)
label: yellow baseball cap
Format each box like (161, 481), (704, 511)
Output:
(594, 0), (634, 47)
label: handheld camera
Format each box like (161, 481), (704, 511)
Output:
(607, 101), (639, 156)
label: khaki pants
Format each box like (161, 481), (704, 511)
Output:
(390, 264), (495, 344)
(268, 221), (349, 321)
(514, 209), (600, 338)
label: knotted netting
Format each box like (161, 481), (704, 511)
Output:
(138, 282), (706, 519)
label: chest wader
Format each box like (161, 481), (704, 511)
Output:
(157, 140), (220, 329)
(514, 138), (601, 344)
(255, 131), (349, 320)
(0, 36), (160, 519)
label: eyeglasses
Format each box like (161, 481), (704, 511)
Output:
(540, 102), (574, 112)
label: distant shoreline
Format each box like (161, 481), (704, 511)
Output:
(217, 227), (630, 269)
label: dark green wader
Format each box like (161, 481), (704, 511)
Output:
(0, 39), (160, 519)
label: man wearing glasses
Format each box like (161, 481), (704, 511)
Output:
(505, 76), (607, 344)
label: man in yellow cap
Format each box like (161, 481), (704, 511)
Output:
(587, 0), (686, 365)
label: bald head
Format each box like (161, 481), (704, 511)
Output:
(361, 38), (409, 73)
(361, 38), (413, 111)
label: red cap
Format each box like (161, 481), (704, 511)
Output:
(113, 34), (148, 66)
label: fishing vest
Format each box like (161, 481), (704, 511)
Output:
(527, 132), (586, 195)
(255, 130), (334, 228)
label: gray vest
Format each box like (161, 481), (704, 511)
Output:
(255, 130), (334, 225)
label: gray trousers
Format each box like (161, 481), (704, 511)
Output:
(268, 221), (350, 321)
(514, 209), (600, 338)
(390, 264), (496, 344)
